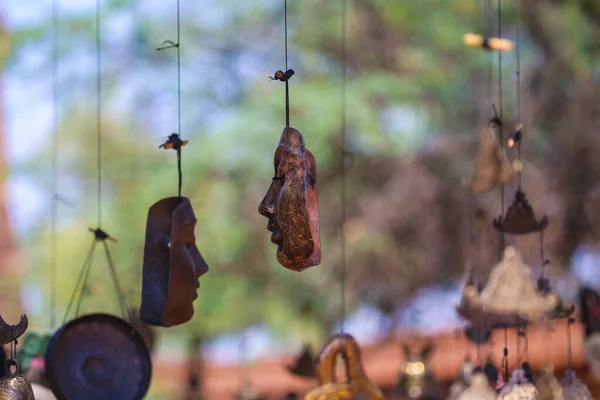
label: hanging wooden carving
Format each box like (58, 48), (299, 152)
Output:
(498, 368), (539, 399)
(469, 124), (517, 193)
(140, 196), (209, 327)
(457, 246), (574, 328)
(0, 313), (34, 400)
(259, 127), (321, 271)
(493, 190), (548, 234)
(304, 334), (382, 400)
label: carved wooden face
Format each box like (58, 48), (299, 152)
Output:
(140, 197), (209, 327)
(258, 127), (321, 271)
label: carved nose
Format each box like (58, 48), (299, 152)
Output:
(258, 202), (275, 217)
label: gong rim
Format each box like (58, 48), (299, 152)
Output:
(45, 313), (152, 400)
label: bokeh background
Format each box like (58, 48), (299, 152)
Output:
(0, 0), (600, 398)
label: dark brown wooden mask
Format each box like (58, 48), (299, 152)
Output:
(0, 359), (35, 400)
(140, 197), (209, 327)
(259, 127), (321, 271)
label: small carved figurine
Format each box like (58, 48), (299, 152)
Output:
(493, 190), (548, 235)
(259, 127), (321, 271)
(457, 246), (574, 328)
(469, 125), (517, 193)
(141, 197), (209, 327)
(305, 334), (382, 400)
(498, 368), (539, 399)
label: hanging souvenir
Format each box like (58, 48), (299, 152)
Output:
(498, 368), (540, 399)
(286, 344), (315, 378)
(536, 363), (563, 400)
(469, 124), (518, 193)
(493, 190), (548, 234)
(140, 195), (209, 327)
(457, 246), (574, 328)
(304, 334), (382, 400)
(560, 369), (593, 400)
(259, 127), (321, 271)
(395, 342), (442, 399)
(455, 372), (497, 400)
(45, 313), (152, 400)
(0, 314), (34, 400)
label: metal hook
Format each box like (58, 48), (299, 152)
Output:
(157, 40), (179, 51)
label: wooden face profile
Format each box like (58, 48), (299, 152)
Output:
(140, 197), (209, 327)
(305, 334), (383, 400)
(258, 127), (321, 271)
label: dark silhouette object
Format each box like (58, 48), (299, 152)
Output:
(0, 312), (34, 399)
(493, 190), (548, 235)
(0, 314), (28, 346)
(0, 345), (5, 378)
(140, 197), (209, 327)
(483, 359), (499, 387)
(465, 325), (492, 345)
(286, 344), (315, 378)
(45, 313), (152, 400)
(579, 286), (600, 336)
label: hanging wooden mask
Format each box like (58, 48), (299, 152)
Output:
(259, 127), (321, 271)
(469, 125), (517, 193)
(493, 190), (548, 234)
(304, 334), (382, 400)
(457, 246), (574, 328)
(498, 368), (539, 399)
(0, 359), (35, 400)
(140, 196), (209, 327)
(287, 344), (316, 378)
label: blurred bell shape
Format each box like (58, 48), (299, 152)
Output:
(536, 363), (563, 400)
(498, 368), (540, 399)
(494, 190), (548, 235)
(455, 372), (497, 400)
(469, 125), (517, 193)
(286, 344), (315, 378)
(464, 325), (492, 345)
(0, 359), (35, 400)
(560, 369), (593, 400)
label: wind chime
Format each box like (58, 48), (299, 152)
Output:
(43, 2), (152, 399)
(258, 0), (321, 272)
(558, 318), (594, 399)
(0, 314), (34, 399)
(139, 0), (210, 329)
(456, 0), (574, 398)
(304, 2), (382, 399)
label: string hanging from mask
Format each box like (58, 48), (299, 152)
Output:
(157, 0), (188, 197)
(61, 0), (131, 325)
(49, 0), (59, 331)
(269, 0), (295, 127)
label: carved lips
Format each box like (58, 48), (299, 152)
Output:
(259, 127), (321, 271)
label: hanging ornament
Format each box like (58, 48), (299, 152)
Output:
(140, 195), (209, 327)
(498, 368), (539, 399)
(0, 313), (35, 400)
(457, 246), (574, 329)
(536, 363), (563, 400)
(305, 334), (382, 400)
(560, 369), (593, 400)
(493, 190), (548, 234)
(395, 342), (442, 399)
(465, 325), (492, 345)
(468, 122), (519, 193)
(286, 344), (316, 378)
(45, 313), (152, 400)
(455, 372), (497, 400)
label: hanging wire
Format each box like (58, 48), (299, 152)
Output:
(566, 318), (574, 370)
(96, 0), (103, 227)
(497, 0), (505, 255)
(284, 0), (290, 127)
(49, 0), (59, 329)
(515, 0), (522, 189)
(338, 0), (349, 333)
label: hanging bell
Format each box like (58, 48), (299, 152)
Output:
(305, 334), (383, 400)
(498, 368), (540, 399)
(286, 344), (315, 378)
(493, 190), (548, 235)
(0, 359), (35, 400)
(469, 125), (517, 193)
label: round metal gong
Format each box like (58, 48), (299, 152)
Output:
(45, 313), (152, 400)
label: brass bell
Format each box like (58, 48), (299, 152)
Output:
(469, 125), (517, 193)
(493, 190), (548, 235)
(286, 344), (315, 378)
(0, 359), (35, 400)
